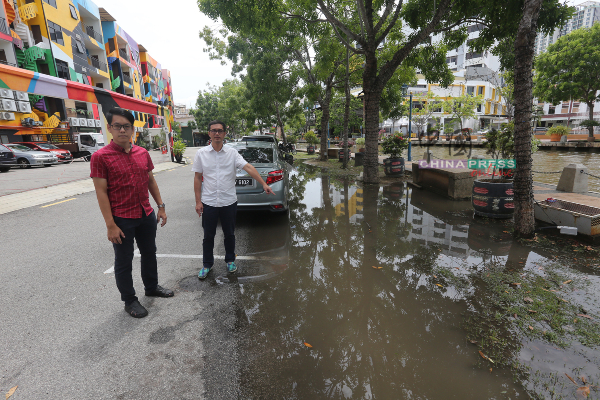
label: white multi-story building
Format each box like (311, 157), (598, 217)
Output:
(535, 1), (600, 55)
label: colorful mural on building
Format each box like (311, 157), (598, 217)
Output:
(0, 0), (173, 146)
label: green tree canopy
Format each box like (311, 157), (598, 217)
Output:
(534, 23), (600, 139)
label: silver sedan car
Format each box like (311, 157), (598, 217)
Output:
(5, 144), (58, 168)
(230, 141), (292, 213)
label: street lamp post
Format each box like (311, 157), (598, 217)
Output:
(402, 84), (414, 161)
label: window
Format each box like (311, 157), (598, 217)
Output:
(548, 105), (555, 115)
(446, 56), (457, 64)
(47, 21), (64, 45)
(477, 104), (482, 112)
(96, 83), (103, 88)
(478, 86), (484, 96)
(466, 52), (482, 60)
(237, 148), (274, 163)
(69, 4), (78, 19)
(56, 59), (70, 80)
(74, 38), (85, 54)
(466, 86), (475, 95)
(43, 0), (57, 6)
(467, 24), (484, 33)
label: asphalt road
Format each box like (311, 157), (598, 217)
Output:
(0, 155), (280, 399)
(0, 150), (172, 197)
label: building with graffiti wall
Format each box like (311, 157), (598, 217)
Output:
(0, 0), (173, 149)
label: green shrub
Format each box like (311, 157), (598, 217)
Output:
(546, 125), (570, 136)
(381, 133), (409, 159)
(172, 140), (187, 156)
(304, 131), (319, 145)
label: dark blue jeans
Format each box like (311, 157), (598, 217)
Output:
(202, 202), (237, 268)
(112, 210), (158, 305)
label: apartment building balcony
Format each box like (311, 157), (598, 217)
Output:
(0, 17), (9, 35)
(85, 25), (102, 43)
(118, 48), (128, 60)
(122, 73), (132, 85)
(18, 2), (38, 21)
(90, 56), (107, 72)
(0, 59), (17, 67)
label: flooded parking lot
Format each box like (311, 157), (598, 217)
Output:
(234, 163), (600, 399)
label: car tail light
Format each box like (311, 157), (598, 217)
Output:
(271, 204), (284, 210)
(266, 169), (284, 185)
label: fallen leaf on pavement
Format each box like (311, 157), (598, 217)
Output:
(304, 342), (313, 348)
(529, 310), (537, 313)
(563, 280), (572, 284)
(433, 275), (437, 278)
(479, 350), (487, 360)
(436, 284), (443, 287)
(565, 373), (578, 385)
(577, 314), (593, 320)
(581, 376), (587, 384)
(524, 297), (534, 303)
(528, 325), (534, 331)
(5, 386), (17, 399)
(576, 386), (590, 398)
(469, 339), (477, 344)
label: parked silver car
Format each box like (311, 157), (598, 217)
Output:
(4, 144), (58, 168)
(230, 141), (291, 212)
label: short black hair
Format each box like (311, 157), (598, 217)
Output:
(208, 120), (226, 132)
(106, 108), (135, 125)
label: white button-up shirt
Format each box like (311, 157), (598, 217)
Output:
(192, 145), (248, 207)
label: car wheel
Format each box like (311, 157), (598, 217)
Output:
(44, 164), (53, 167)
(0, 167), (9, 172)
(83, 155), (91, 162)
(18, 158), (31, 169)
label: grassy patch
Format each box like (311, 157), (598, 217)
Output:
(464, 261), (600, 368)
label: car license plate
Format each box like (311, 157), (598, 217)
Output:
(236, 179), (252, 187)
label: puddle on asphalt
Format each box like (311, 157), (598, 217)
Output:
(233, 165), (600, 399)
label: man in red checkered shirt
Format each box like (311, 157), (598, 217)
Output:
(91, 108), (174, 318)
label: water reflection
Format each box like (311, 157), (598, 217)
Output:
(239, 167), (527, 399)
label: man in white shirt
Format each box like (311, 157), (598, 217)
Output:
(192, 120), (275, 279)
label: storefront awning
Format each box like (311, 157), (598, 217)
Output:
(14, 129), (36, 135)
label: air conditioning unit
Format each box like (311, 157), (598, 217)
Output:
(0, 112), (15, 121)
(14, 91), (28, 102)
(69, 117), (80, 126)
(78, 117), (87, 126)
(94, 119), (101, 127)
(17, 101), (31, 113)
(0, 89), (15, 99)
(0, 99), (17, 112)
(86, 119), (95, 127)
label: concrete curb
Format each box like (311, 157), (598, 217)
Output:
(0, 161), (187, 215)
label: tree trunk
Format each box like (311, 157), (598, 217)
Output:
(362, 53), (382, 184)
(275, 102), (287, 144)
(512, 0), (543, 238)
(342, 48), (350, 169)
(587, 101), (595, 139)
(319, 87), (333, 161)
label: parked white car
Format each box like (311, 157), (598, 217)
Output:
(5, 144), (58, 168)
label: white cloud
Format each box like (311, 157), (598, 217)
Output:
(98, 0), (233, 107)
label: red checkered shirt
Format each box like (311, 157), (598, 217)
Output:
(90, 140), (155, 219)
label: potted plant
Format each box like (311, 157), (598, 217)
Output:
(304, 131), (318, 154)
(172, 140), (186, 163)
(472, 122), (539, 218)
(355, 137), (366, 152)
(381, 133), (409, 176)
(579, 120), (599, 142)
(545, 125), (569, 142)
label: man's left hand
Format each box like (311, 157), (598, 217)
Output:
(157, 208), (167, 227)
(263, 184), (275, 195)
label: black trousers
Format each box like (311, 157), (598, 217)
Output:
(202, 202), (237, 268)
(112, 210), (158, 305)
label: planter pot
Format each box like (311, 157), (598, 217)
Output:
(358, 148), (366, 153)
(354, 152), (365, 167)
(307, 145), (316, 154)
(383, 157), (405, 176)
(550, 134), (562, 142)
(472, 179), (514, 219)
(174, 153), (183, 163)
(338, 149), (351, 162)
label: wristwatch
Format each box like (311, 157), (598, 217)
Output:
(157, 203), (166, 209)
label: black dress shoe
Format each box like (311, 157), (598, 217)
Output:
(124, 300), (148, 318)
(145, 285), (174, 297)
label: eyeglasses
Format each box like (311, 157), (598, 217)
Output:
(209, 129), (225, 134)
(110, 124), (133, 131)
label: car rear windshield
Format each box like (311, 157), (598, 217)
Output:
(37, 143), (59, 149)
(8, 144), (31, 151)
(238, 148), (274, 163)
(0, 144), (10, 152)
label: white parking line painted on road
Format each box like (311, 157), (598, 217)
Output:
(41, 198), (76, 208)
(134, 253), (279, 261)
(104, 266), (114, 274)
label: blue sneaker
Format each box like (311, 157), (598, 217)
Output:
(227, 262), (237, 273)
(198, 266), (211, 280)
